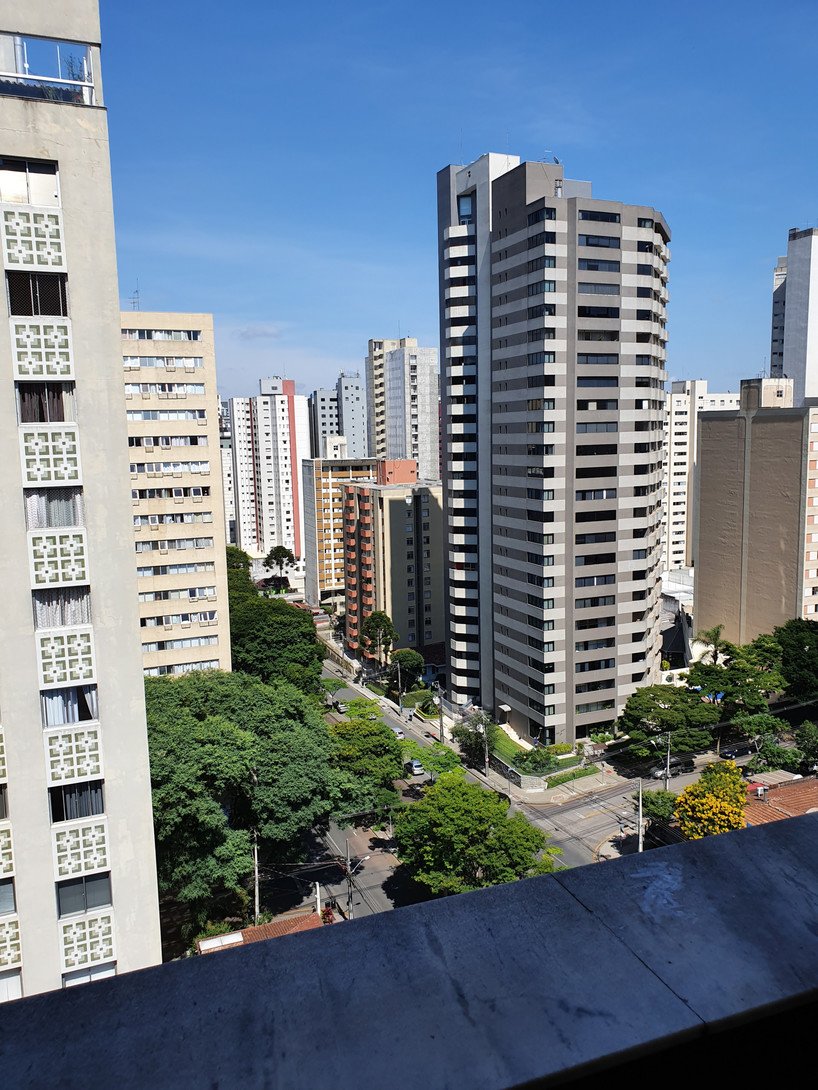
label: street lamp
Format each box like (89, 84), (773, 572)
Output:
(433, 681), (445, 743)
(345, 841), (370, 920)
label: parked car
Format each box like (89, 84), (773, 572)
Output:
(720, 741), (756, 760)
(407, 758), (425, 776)
(650, 755), (695, 779)
(390, 725), (405, 741)
(335, 702), (348, 714)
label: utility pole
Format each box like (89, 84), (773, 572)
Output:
(346, 838), (353, 921)
(397, 659), (402, 714)
(664, 732), (671, 792)
(482, 724), (489, 776)
(315, 881), (321, 917)
(253, 828), (260, 925)
(436, 681), (445, 743)
(637, 777), (644, 853)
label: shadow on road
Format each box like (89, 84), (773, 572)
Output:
(381, 866), (435, 910)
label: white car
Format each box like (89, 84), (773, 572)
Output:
(407, 758), (425, 776)
(390, 726), (405, 740)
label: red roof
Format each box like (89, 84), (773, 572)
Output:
(745, 777), (818, 826)
(196, 911), (334, 955)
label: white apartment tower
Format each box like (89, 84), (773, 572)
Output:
(230, 378), (310, 563)
(0, 0), (161, 1000)
(770, 228), (818, 404)
(384, 343), (440, 480)
(122, 313), (232, 675)
(438, 154), (669, 744)
(335, 372), (368, 458)
(662, 380), (740, 571)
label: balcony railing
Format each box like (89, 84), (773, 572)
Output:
(0, 35), (96, 105)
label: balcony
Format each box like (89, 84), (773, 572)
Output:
(36, 625), (95, 689)
(52, 817), (109, 880)
(10, 317), (73, 380)
(0, 35), (97, 106)
(28, 528), (88, 587)
(43, 723), (103, 785)
(19, 423), (81, 486)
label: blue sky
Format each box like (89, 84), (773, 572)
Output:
(101, 0), (818, 399)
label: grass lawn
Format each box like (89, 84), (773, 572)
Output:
(546, 766), (597, 788)
(492, 730), (526, 765)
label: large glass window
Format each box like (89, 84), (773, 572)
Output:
(49, 780), (104, 823)
(16, 381), (75, 423)
(0, 36), (95, 105)
(56, 873), (111, 917)
(0, 157), (58, 204)
(0, 879), (15, 916)
(40, 685), (98, 727)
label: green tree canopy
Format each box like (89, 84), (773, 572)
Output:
(360, 610), (398, 662)
(674, 760), (747, 840)
(686, 638), (786, 721)
(635, 788), (676, 824)
(145, 671), (338, 926)
(264, 545), (296, 578)
(745, 739), (804, 776)
(401, 739), (463, 778)
(229, 594), (324, 693)
(389, 648), (425, 692)
(452, 710), (500, 770)
(795, 720), (818, 768)
(394, 773), (560, 895)
(616, 685), (720, 757)
(773, 618), (818, 698)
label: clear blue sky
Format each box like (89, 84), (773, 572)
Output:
(101, 0), (818, 399)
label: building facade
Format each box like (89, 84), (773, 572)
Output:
(335, 372), (368, 459)
(693, 378), (810, 644)
(230, 378), (310, 565)
(770, 228), (818, 403)
(122, 313), (231, 675)
(0, 0), (161, 1001)
(438, 153), (669, 743)
(384, 343), (440, 480)
(662, 380), (740, 571)
(219, 397), (235, 545)
(307, 387), (339, 459)
(344, 478), (444, 660)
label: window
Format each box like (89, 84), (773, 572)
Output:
(577, 282), (619, 295)
(49, 780), (104, 823)
(578, 234), (620, 249)
(528, 233), (556, 249)
(577, 330), (618, 341)
(24, 487), (84, 529)
(576, 444), (617, 457)
(0, 879), (15, 916)
(527, 352), (556, 365)
(527, 281), (556, 295)
(122, 329), (202, 341)
(6, 271), (68, 316)
(578, 306), (619, 319)
(458, 194), (474, 225)
(32, 588), (91, 628)
(17, 381), (74, 423)
(0, 38), (95, 104)
(56, 873), (112, 917)
(63, 963), (116, 989)
(0, 785), (6, 820)
(0, 157), (59, 204)
(579, 210), (620, 223)
(527, 255), (556, 272)
(637, 217), (654, 228)
(528, 207), (556, 224)
(576, 377), (618, 388)
(578, 258), (620, 272)
(40, 685), (98, 727)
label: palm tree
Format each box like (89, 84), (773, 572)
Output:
(696, 623), (725, 665)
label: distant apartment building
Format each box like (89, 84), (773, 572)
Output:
(230, 378), (310, 565)
(769, 228), (818, 403)
(384, 343), (440, 480)
(438, 152), (669, 743)
(308, 373), (368, 459)
(303, 458), (415, 608)
(219, 397), (235, 545)
(344, 478), (445, 660)
(0, 0), (161, 1002)
(662, 380), (740, 571)
(693, 378), (807, 643)
(365, 337), (397, 459)
(122, 313), (231, 675)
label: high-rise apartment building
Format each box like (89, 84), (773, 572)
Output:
(365, 337), (398, 458)
(384, 343), (440, 480)
(769, 228), (818, 403)
(230, 378), (310, 564)
(662, 380), (740, 571)
(218, 397), (235, 545)
(344, 479), (444, 659)
(438, 153), (669, 743)
(122, 313), (231, 675)
(303, 457), (415, 608)
(693, 378), (808, 644)
(308, 373), (368, 460)
(0, 0), (161, 1001)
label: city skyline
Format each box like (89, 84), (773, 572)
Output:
(101, 1), (818, 400)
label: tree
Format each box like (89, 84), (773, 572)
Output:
(394, 773), (561, 895)
(696, 623), (726, 664)
(745, 740), (804, 776)
(226, 545), (252, 572)
(328, 713), (404, 820)
(635, 788), (676, 824)
(145, 671), (339, 927)
(616, 685), (720, 757)
(360, 610), (398, 663)
(773, 618), (818, 698)
(401, 739), (462, 779)
(264, 545), (296, 581)
(673, 760), (746, 840)
(320, 677), (346, 702)
(795, 720), (818, 768)
(229, 595), (324, 693)
(452, 710), (500, 770)
(389, 648), (425, 693)
(686, 642), (786, 721)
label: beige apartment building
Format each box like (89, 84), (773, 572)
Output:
(344, 479), (445, 661)
(0, 0), (161, 1001)
(693, 378), (812, 643)
(122, 313), (231, 675)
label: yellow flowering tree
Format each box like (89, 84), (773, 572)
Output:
(673, 760), (746, 840)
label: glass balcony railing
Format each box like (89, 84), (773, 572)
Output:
(0, 34), (96, 105)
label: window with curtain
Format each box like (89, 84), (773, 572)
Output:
(24, 487), (85, 529)
(56, 873), (111, 918)
(49, 780), (104, 823)
(40, 685), (98, 727)
(32, 588), (91, 629)
(17, 382), (75, 423)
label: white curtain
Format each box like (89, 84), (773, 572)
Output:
(40, 684), (98, 726)
(24, 488), (84, 529)
(32, 588), (91, 629)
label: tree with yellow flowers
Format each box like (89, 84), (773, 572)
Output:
(673, 760), (746, 840)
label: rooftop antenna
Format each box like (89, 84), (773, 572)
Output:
(130, 279), (140, 311)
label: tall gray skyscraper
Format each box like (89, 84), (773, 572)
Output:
(0, 0), (161, 1001)
(437, 153), (669, 744)
(308, 372), (368, 459)
(383, 343), (440, 480)
(769, 228), (818, 404)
